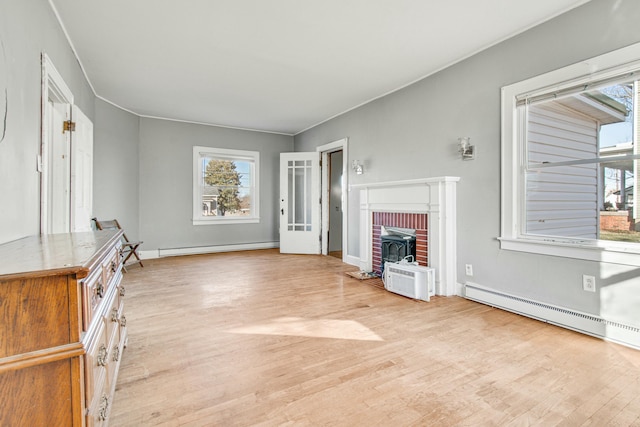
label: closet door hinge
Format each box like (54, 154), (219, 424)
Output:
(63, 120), (76, 133)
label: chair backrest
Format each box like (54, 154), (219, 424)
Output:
(92, 217), (144, 269)
(92, 218), (131, 242)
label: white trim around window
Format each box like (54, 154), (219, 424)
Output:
(500, 42), (640, 266)
(192, 146), (260, 225)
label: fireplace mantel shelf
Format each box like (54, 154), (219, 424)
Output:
(349, 176), (460, 191)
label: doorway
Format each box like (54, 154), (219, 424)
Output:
(41, 54), (93, 234)
(318, 138), (348, 261)
(278, 138), (348, 258)
(327, 150), (343, 259)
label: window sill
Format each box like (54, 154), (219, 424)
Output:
(498, 236), (640, 267)
(193, 217), (260, 226)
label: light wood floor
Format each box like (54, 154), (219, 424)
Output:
(111, 249), (640, 426)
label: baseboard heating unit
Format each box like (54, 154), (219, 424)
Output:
(384, 262), (435, 302)
(465, 283), (640, 350)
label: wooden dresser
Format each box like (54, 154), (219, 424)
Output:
(0, 230), (128, 426)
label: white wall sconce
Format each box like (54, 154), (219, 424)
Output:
(458, 137), (474, 160)
(352, 159), (364, 175)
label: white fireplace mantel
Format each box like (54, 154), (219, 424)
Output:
(350, 177), (460, 296)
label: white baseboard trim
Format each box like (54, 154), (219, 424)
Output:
(464, 282), (640, 350)
(139, 241), (279, 259)
(138, 249), (160, 259)
(345, 255), (360, 267)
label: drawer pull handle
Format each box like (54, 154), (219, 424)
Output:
(98, 394), (110, 421)
(112, 345), (120, 362)
(97, 344), (108, 367)
(111, 260), (117, 273)
(119, 286), (126, 297)
(111, 308), (118, 322)
(120, 315), (127, 328)
(96, 282), (104, 299)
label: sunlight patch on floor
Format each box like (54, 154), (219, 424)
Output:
(226, 316), (384, 341)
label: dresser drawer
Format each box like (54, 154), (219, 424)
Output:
(117, 282), (127, 342)
(83, 268), (106, 331)
(102, 246), (121, 289)
(106, 314), (124, 387)
(86, 377), (111, 427)
(117, 280), (126, 306)
(104, 288), (121, 348)
(85, 319), (108, 407)
(105, 301), (124, 386)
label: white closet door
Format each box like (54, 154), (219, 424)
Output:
(70, 105), (93, 232)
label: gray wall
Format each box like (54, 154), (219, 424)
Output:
(295, 0), (640, 327)
(138, 118), (293, 252)
(93, 99), (140, 240)
(0, 0), (95, 243)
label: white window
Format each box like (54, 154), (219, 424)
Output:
(500, 43), (640, 266)
(193, 146), (259, 225)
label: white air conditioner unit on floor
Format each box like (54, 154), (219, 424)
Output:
(383, 262), (435, 301)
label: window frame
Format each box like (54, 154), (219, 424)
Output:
(500, 42), (640, 266)
(192, 146), (260, 225)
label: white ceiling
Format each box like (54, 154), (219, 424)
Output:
(49, 0), (591, 135)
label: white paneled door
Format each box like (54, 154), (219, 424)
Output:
(279, 152), (320, 254)
(41, 55), (93, 234)
(45, 100), (71, 234)
(70, 105), (93, 232)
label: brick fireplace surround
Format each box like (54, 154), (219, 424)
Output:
(372, 212), (427, 275)
(352, 177), (460, 296)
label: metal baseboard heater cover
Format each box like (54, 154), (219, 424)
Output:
(465, 283), (640, 350)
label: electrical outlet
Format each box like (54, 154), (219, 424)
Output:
(582, 275), (596, 292)
(465, 264), (473, 276)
